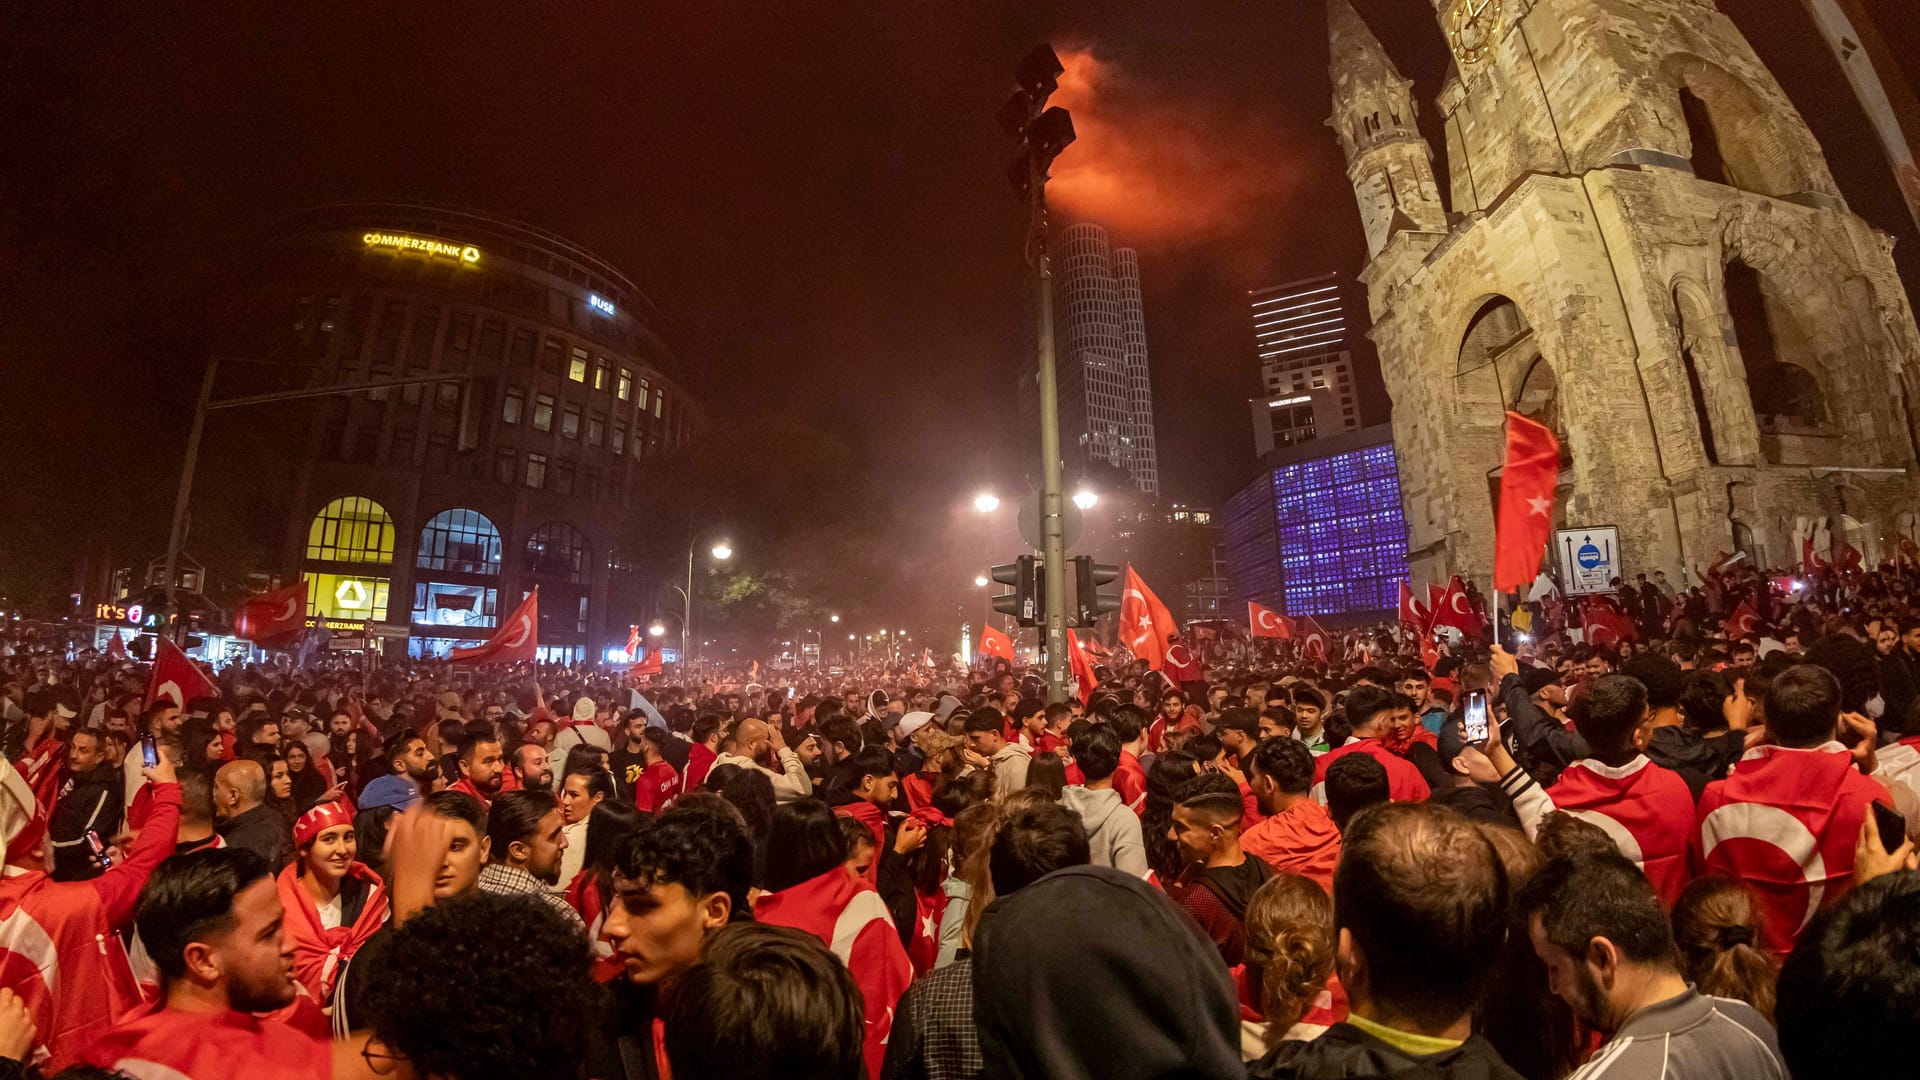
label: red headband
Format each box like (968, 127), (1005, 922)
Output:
(294, 799), (354, 849)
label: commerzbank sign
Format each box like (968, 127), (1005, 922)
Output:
(363, 231), (480, 263)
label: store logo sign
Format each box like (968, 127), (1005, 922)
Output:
(335, 580), (371, 609)
(589, 293), (616, 317)
(363, 231), (480, 263)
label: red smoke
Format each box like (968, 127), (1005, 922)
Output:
(1044, 46), (1305, 249)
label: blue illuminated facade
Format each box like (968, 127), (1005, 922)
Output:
(1225, 425), (1409, 621)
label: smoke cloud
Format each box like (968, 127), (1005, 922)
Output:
(1044, 46), (1307, 251)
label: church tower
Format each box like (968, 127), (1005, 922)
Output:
(1335, 0), (1920, 590)
(1328, 0), (1448, 259)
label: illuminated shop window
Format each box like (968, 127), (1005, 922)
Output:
(305, 497), (395, 564)
(416, 509), (503, 575)
(303, 572), (391, 621)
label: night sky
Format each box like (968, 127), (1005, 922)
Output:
(3, 1), (1917, 601)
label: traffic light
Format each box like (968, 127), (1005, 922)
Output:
(1072, 558), (1121, 627)
(991, 557), (1042, 627)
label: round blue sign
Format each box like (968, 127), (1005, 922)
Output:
(1577, 542), (1603, 570)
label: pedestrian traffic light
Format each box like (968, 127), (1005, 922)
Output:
(1072, 558), (1121, 627)
(991, 557), (1042, 627)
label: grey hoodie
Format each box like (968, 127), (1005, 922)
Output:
(1060, 785), (1148, 877)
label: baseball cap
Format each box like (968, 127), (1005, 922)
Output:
(1214, 706), (1258, 735)
(898, 711), (935, 740)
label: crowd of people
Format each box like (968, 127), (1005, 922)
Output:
(0, 552), (1914, 1078)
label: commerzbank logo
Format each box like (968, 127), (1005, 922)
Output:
(363, 231), (480, 263)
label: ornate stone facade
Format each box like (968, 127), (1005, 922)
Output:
(1331, 0), (1920, 586)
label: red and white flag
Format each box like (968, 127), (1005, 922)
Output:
(1118, 565), (1178, 670)
(1493, 412), (1560, 593)
(1397, 581), (1430, 635)
(1725, 599), (1762, 640)
(1066, 629), (1098, 704)
(754, 868), (912, 1080)
(626, 648), (663, 684)
(1299, 616), (1331, 662)
(232, 580), (307, 645)
(449, 590), (538, 665)
(144, 636), (220, 711)
(104, 630), (128, 661)
(1544, 758), (1696, 906)
(1429, 576), (1483, 638)
(1248, 601), (1292, 639)
(625, 624), (641, 660)
(1581, 596), (1637, 647)
(977, 625), (1014, 662)
(1801, 535), (1828, 576)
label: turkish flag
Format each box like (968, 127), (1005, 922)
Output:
(1397, 581), (1429, 635)
(1493, 412), (1560, 593)
(1836, 540), (1863, 574)
(1546, 758), (1696, 907)
(448, 589), (538, 665)
(754, 868), (912, 1080)
(1066, 629), (1098, 704)
(104, 630), (128, 661)
(1299, 616), (1331, 662)
(625, 624), (640, 659)
(1429, 577), (1483, 638)
(978, 625), (1014, 662)
(1581, 596), (1637, 647)
(1801, 535), (1828, 576)
(145, 636), (221, 711)
(233, 581), (307, 645)
(1249, 601), (1291, 639)
(1119, 565), (1178, 670)
(627, 648), (662, 682)
(1725, 599), (1762, 640)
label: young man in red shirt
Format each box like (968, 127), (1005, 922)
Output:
(1312, 685), (1430, 804)
(1109, 707), (1149, 813)
(1167, 772), (1273, 966)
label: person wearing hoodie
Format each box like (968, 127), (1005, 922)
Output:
(1169, 772), (1276, 966)
(972, 835), (1243, 1080)
(1647, 667), (1749, 801)
(1058, 724), (1147, 877)
(963, 709), (1030, 799)
(1242, 737), (1340, 894)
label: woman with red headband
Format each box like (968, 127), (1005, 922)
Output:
(277, 800), (388, 1003)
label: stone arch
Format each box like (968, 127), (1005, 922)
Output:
(305, 496), (394, 566)
(1452, 293), (1571, 535)
(416, 507), (503, 576)
(1670, 276), (1762, 466)
(1659, 54), (1828, 199)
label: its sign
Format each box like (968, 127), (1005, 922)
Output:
(1555, 526), (1620, 596)
(335, 579), (371, 609)
(95, 603), (161, 628)
(363, 231), (480, 263)
(588, 293), (616, 317)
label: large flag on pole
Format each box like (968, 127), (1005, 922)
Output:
(1118, 565), (1178, 670)
(1299, 616), (1331, 662)
(1429, 576), (1484, 638)
(145, 636), (221, 711)
(1065, 629), (1098, 704)
(977, 625), (1014, 663)
(1397, 581), (1430, 636)
(1248, 601), (1292, 639)
(449, 589), (538, 665)
(1493, 412), (1561, 593)
(233, 580), (307, 645)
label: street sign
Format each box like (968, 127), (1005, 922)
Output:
(1555, 526), (1620, 596)
(1017, 492), (1083, 551)
(367, 624), (410, 639)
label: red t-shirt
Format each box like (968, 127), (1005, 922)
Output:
(1313, 738), (1431, 803)
(1115, 751), (1147, 814)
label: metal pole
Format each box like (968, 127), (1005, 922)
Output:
(1030, 153), (1071, 703)
(684, 541), (695, 666)
(162, 359), (219, 643)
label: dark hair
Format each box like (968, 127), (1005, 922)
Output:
(1024, 752), (1068, 799)
(720, 769), (776, 844)
(581, 800), (646, 904)
(1325, 753), (1390, 831)
(1620, 653), (1684, 710)
(618, 805), (755, 921)
(424, 790), (488, 835)
(1174, 771), (1244, 826)
(564, 765), (617, 803)
(1535, 811), (1618, 862)
(704, 762), (745, 794)
(761, 799), (847, 893)
(1246, 737), (1315, 796)
(1803, 636), (1880, 714)
(1765, 664), (1841, 746)
(1143, 750), (1202, 880)
(176, 766), (215, 823)
(1334, 803), (1508, 1028)
(383, 730), (424, 772)
(989, 800), (1090, 895)
(962, 708), (1005, 736)
(1106, 705), (1147, 744)
(1573, 675), (1647, 752)
(691, 713), (725, 743)
(457, 730), (500, 762)
(662, 923), (864, 1080)
(1677, 670), (1733, 733)
(1672, 877), (1778, 1021)
(1185, 733), (1225, 766)
(848, 746), (895, 789)
(1290, 686), (1326, 712)
(486, 788), (560, 859)
(1517, 853), (1676, 967)
(1074, 723), (1122, 783)
(363, 891), (596, 1080)
(354, 804), (398, 881)
(1343, 684), (1398, 732)
(136, 847), (272, 980)
(817, 715), (862, 754)
(1777, 869), (1920, 1078)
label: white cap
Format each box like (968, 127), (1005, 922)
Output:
(897, 711), (935, 740)
(571, 697), (597, 723)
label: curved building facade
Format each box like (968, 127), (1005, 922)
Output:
(238, 202), (699, 662)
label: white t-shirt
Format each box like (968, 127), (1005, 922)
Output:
(316, 892), (343, 931)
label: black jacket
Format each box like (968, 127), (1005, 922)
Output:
(47, 771), (123, 881)
(1498, 674), (1582, 783)
(1643, 725), (1741, 802)
(1250, 1022), (1525, 1080)
(1881, 651), (1918, 736)
(217, 804), (291, 872)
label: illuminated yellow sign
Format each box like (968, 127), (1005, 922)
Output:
(363, 231), (480, 263)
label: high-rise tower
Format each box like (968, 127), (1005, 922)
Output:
(1050, 222), (1160, 495)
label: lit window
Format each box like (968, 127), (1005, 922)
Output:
(502, 388), (524, 424)
(594, 362), (610, 392)
(569, 348), (589, 383)
(302, 572), (391, 621)
(533, 394), (555, 433)
(416, 508), (503, 575)
(617, 369), (632, 401)
(562, 405), (582, 439)
(305, 497), (395, 564)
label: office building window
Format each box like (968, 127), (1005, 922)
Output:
(562, 405), (582, 439)
(495, 447), (516, 484)
(509, 329), (535, 366)
(533, 394), (555, 432)
(588, 414), (605, 446)
(478, 319), (505, 359)
(435, 383), (458, 411)
(525, 523), (589, 583)
(305, 496), (395, 564)
(594, 361), (610, 392)
(540, 338), (564, 376)
(610, 422), (626, 454)
(554, 459), (575, 496)
(416, 508), (503, 575)
(502, 387), (524, 424)
(569, 347), (589, 383)
(617, 369), (632, 401)
(525, 453), (548, 489)
(447, 312), (472, 352)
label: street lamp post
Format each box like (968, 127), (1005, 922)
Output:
(1000, 44), (1077, 702)
(681, 537), (732, 666)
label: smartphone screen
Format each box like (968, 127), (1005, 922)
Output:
(1464, 690), (1490, 744)
(141, 732), (159, 770)
(1873, 801), (1906, 850)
